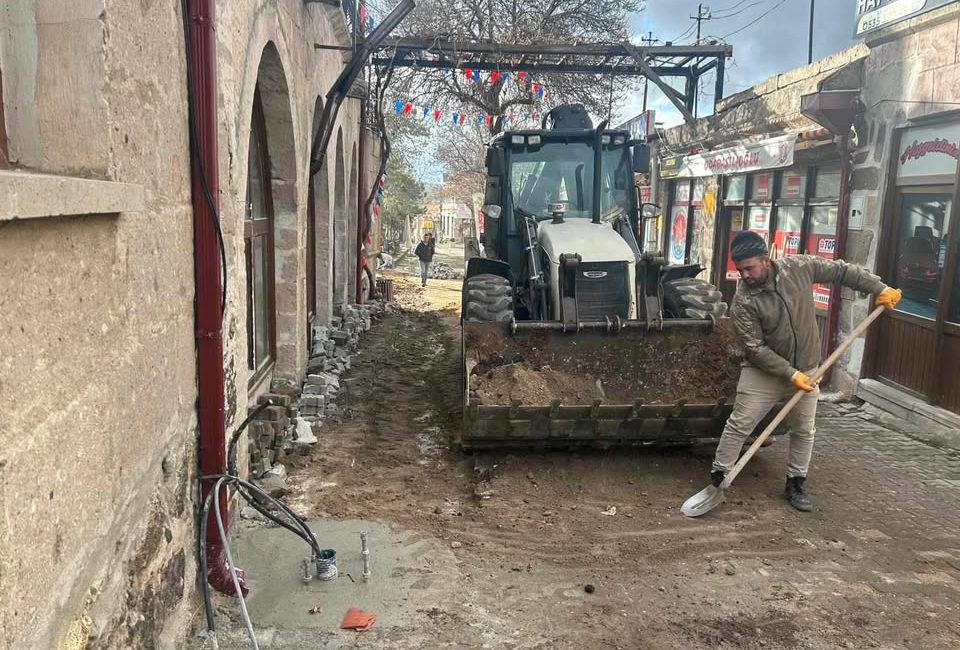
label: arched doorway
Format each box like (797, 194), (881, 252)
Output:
(245, 43), (298, 387)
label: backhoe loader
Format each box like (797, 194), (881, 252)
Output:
(461, 104), (744, 449)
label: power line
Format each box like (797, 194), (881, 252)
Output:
(711, 0), (759, 14)
(712, 1), (770, 20)
(719, 0), (788, 39)
(670, 21), (698, 43)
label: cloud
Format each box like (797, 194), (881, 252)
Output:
(618, 0), (859, 128)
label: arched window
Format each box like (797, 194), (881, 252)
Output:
(245, 85), (276, 380)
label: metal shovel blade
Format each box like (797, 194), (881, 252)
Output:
(681, 484), (725, 517)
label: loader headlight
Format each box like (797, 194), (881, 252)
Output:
(511, 135), (525, 145)
(528, 135), (541, 146)
(614, 135), (626, 145)
(601, 135), (611, 145)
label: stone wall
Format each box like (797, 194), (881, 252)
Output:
(837, 3), (960, 392)
(0, 0), (362, 647)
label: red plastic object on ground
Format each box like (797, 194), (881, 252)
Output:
(340, 607), (376, 631)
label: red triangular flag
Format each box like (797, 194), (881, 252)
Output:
(490, 71), (499, 85)
(433, 108), (442, 122)
(518, 71), (526, 83)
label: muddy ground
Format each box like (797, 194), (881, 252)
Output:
(203, 265), (960, 649)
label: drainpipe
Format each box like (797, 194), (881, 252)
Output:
(185, 0), (242, 595)
(355, 103), (366, 303)
(824, 132), (852, 379)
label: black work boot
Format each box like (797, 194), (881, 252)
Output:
(784, 476), (813, 512)
(711, 470), (725, 488)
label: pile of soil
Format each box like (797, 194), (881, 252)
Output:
(469, 320), (745, 406)
(473, 363), (600, 406)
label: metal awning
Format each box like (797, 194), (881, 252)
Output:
(372, 38), (734, 123)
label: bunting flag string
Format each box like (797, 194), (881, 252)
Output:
(392, 95), (546, 129)
(387, 67), (554, 129)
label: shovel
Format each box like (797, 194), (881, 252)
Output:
(681, 305), (886, 518)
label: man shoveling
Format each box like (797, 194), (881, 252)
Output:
(710, 230), (901, 512)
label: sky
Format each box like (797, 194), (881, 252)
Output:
(618, 0), (861, 128)
(404, 0), (865, 184)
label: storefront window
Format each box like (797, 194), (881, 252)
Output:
(893, 193), (952, 320)
(668, 181), (691, 265)
(949, 240), (960, 325)
(746, 206), (770, 244)
(725, 175), (746, 201)
(813, 167), (842, 198)
(807, 206), (838, 310)
(750, 173), (773, 201)
(779, 170), (807, 200)
(772, 206), (803, 258)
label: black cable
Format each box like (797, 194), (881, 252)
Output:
(227, 400), (272, 477)
(197, 477), (218, 637)
(180, 0), (228, 317)
(719, 0), (788, 39)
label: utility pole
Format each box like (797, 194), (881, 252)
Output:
(689, 4), (711, 117)
(640, 31), (660, 112)
(807, 0), (815, 65)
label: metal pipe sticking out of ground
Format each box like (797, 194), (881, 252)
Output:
(360, 532), (371, 581)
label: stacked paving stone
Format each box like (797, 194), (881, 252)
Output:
(429, 262), (463, 280)
(247, 302), (384, 494)
(247, 393), (295, 485)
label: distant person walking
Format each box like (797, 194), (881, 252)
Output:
(414, 232), (435, 287)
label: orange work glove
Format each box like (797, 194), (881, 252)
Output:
(791, 371), (817, 393)
(875, 287), (902, 310)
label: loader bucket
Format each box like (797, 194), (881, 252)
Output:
(461, 318), (745, 450)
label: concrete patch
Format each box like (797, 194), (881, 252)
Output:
(222, 519), (461, 645)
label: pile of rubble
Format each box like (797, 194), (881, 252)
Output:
(429, 262), (463, 280)
(299, 303), (376, 418)
(246, 302), (383, 496)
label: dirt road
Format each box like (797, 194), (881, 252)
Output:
(207, 270), (960, 649)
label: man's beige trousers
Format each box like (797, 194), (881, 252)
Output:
(712, 366), (818, 479)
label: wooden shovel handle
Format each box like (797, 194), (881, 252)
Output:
(720, 305), (886, 489)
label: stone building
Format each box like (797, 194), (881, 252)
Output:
(650, 3), (960, 429)
(0, 0), (380, 646)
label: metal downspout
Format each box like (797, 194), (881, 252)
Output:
(824, 133), (852, 382)
(186, 0), (240, 595)
(355, 103), (367, 303)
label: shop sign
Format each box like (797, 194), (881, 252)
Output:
(660, 155), (685, 179)
(808, 234), (837, 309)
(670, 208), (688, 265)
(782, 171), (805, 199)
(897, 123), (960, 180)
(672, 135), (795, 178)
(773, 232), (802, 258)
(725, 212), (745, 280)
(617, 110), (656, 141)
(855, 0), (955, 37)
(638, 185), (652, 204)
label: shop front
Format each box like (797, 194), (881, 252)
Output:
(662, 134), (846, 352)
(863, 119), (960, 413)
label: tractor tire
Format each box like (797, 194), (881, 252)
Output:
(463, 274), (513, 322)
(662, 277), (728, 320)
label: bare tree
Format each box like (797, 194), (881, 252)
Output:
(369, 0), (644, 135)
